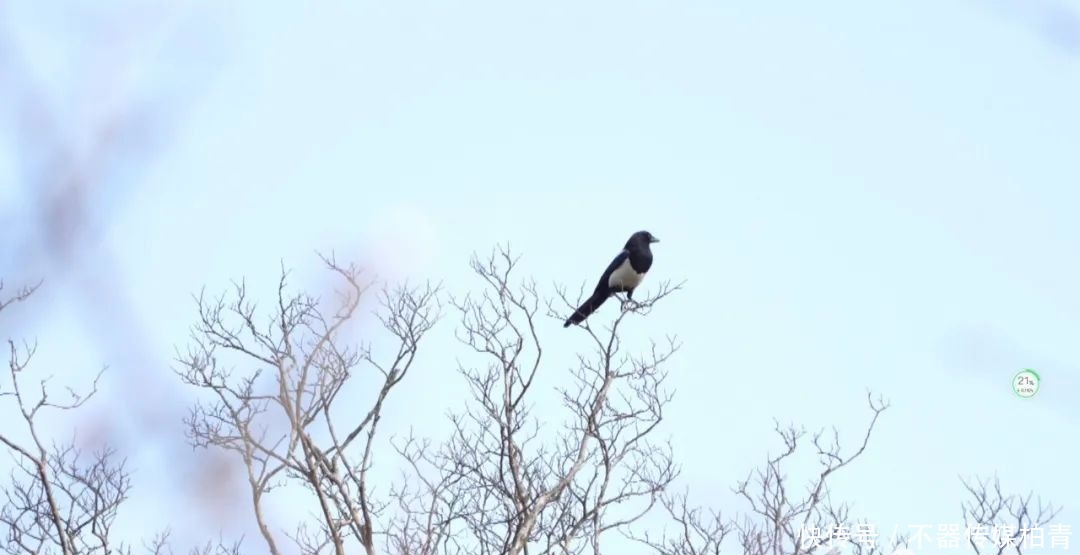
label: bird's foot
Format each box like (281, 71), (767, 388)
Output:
(619, 296), (641, 312)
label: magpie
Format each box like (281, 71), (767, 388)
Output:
(564, 230), (660, 328)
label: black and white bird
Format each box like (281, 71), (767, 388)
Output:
(564, 230), (660, 328)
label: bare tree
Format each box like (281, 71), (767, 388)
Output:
(1, 280), (250, 555)
(174, 254), (440, 555)
(384, 247), (685, 555)
(634, 392), (1062, 555)
(624, 393), (890, 555)
(2, 249), (1063, 555)
(172, 248), (1064, 555)
(0, 280), (127, 555)
(959, 475), (1060, 555)
(731, 393), (892, 555)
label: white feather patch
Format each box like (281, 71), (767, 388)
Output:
(608, 257), (644, 290)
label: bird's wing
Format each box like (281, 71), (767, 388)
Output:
(594, 249), (629, 292)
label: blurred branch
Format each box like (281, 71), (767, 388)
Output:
(0, 4), (220, 447)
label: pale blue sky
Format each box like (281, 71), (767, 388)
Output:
(1, 0), (1078, 553)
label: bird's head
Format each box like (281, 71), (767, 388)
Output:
(626, 230), (660, 249)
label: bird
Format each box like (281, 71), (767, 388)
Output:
(564, 230), (660, 328)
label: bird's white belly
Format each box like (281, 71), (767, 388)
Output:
(608, 259), (645, 290)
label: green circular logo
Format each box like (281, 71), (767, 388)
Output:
(1012, 369), (1040, 398)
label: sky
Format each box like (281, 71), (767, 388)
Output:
(1, 0), (1079, 553)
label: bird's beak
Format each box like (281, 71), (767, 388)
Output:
(650, 236), (660, 243)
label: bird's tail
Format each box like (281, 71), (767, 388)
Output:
(564, 291), (609, 327)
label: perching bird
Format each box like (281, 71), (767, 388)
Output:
(564, 230), (660, 328)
